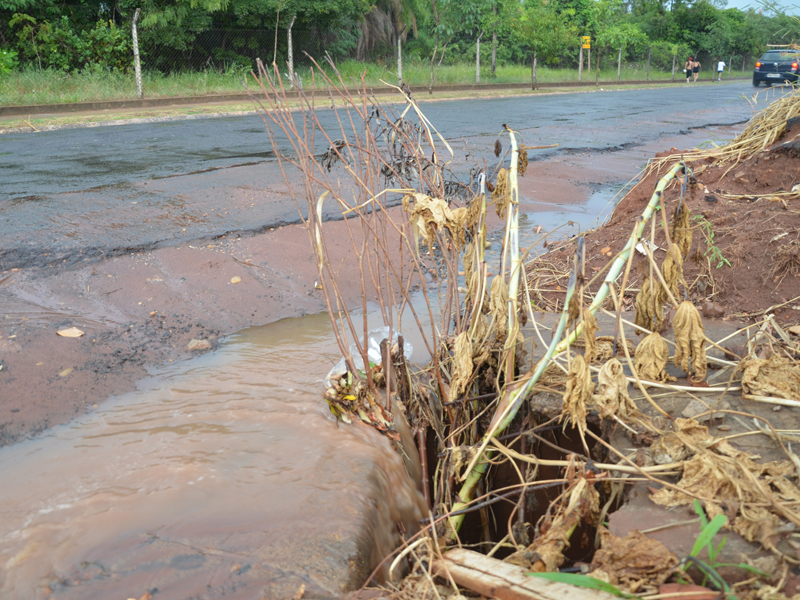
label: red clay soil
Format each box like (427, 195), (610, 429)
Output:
(526, 119), (800, 324)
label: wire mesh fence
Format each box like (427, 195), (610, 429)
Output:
(0, 6), (758, 105)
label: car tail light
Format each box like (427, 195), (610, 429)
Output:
(793, 62), (799, 71)
(755, 61), (761, 70)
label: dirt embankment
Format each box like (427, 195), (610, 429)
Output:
(527, 117), (800, 323)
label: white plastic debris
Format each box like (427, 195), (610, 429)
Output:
(635, 240), (660, 255)
(325, 326), (413, 386)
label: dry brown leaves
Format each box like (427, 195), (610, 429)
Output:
(539, 361), (569, 388)
(649, 418), (800, 553)
(590, 527), (679, 593)
(634, 332), (674, 384)
(402, 193), (466, 251)
(592, 358), (636, 420)
(449, 331), (474, 399)
(673, 301), (707, 383)
(582, 308), (600, 363)
(507, 475), (600, 572)
(672, 203), (693, 260)
(561, 354), (593, 432)
(659, 245), (684, 306)
(635, 275), (665, 333)
(595, 336), (637, 362)
(741, 355), (800, 401)
(489, 275), (509, 344)
(518, 147), (529, 177)
(492, 168), (510, 219)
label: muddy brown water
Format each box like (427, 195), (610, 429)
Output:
(0, 313), (427, 599)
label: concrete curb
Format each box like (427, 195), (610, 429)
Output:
(0, 77), (750, 118)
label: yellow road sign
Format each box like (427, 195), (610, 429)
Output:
(582, 36), (591, 49)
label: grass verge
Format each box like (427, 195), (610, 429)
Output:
(0, 58), (743, 107)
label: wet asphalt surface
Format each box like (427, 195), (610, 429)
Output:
(0, 82), (760, 271)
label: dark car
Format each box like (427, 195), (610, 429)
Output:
(753, 49), (800, 86)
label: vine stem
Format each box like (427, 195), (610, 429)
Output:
(448, 161), (685, 536)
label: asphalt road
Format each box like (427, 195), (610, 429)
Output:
(0, 82), (769, 270)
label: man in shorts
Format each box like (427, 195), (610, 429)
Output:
(717, 60), (726, 81)
(685, 56), (693, 82)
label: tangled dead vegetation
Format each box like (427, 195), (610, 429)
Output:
(255, 65), (800, 600)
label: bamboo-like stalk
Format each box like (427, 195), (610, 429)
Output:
(448, 160), (685, 535)
(505, 128), (522, 379)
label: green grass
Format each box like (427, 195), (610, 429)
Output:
(0, 58), (742, 106)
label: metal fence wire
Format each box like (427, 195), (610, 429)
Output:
(138, 28), (337, 74)
(0, 7), (757, 86)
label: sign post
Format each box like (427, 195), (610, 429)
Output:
(581, 36), (591, 83)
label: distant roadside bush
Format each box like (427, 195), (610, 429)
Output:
(0, 48), (18, 76)
(9, 14), (131, 72)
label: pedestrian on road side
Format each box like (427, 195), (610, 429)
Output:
(692, 58), (701, 82)
(717, 60), (726, 81)
(685, 56), (694, 82)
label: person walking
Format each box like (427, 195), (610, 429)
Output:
(717, 60), (726, 81)
(692, 58), (701, 82)
(685, 56), (693, 82)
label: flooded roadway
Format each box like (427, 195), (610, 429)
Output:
(0, 313), (426, 599)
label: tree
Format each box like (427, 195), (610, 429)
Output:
(426, 0), (489, 93)
(508, 0), (576, 89)
(600, 22), (648, 80)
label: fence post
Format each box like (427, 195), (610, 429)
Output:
(132, 8), (143, 99)
(287, 15), (296, 89)
(397, 34), (402, 83)
(728, 54), (732, 79)
(646, 46), (651, 82)
(671, 53), (676, 81)
(617, 46), (622, 81)
(476, 32), (482, 84)
(578, 45), (583, 82)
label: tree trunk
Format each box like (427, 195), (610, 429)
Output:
(646, 46), (651, 82)
(728, 54), (732, 78)
(742, 54), (746, 74)
(578, 46), (583, 82)
(671, 53), (676, 81)
(588, 48), (591, 77)
(476, 32), (482, 84)
(617, 46), (622, 81)
(491, 6), (497, 76)
(132, 8), (142, 98)
(397, 34), (402, 83)
(531, 51), (537, 90)
(287, 15), (296, 89)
